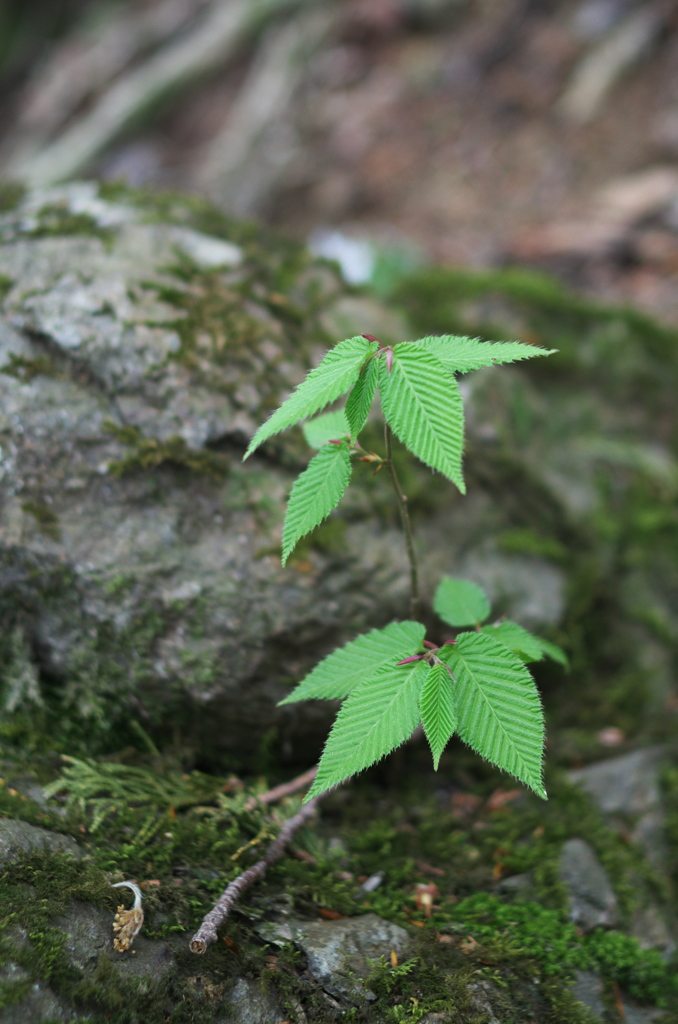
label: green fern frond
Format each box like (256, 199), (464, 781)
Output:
(282, 441), (352, 565)
(244, 336), (377, 458)
(306, 659), (429, 799)
(278, 620), (425, 704)
(419, 662), (457, 769)
(44, 756), (228, 828)
(441, 632), (546, 798)
(419, 335), (556, 373)
(379, 345), (465, 490)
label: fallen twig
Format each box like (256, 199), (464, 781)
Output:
(190, 796), (320, 954)
(243, 765), (318, 811)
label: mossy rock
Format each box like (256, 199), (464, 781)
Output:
(0, 181), (570, 767)
(1, 180), (678, 770)
(0, 181), (415, 765)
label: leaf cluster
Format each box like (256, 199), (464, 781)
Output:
(282, 577), (565, 801)
(246, 332), (560, 803)
(244, 333), (553, 564)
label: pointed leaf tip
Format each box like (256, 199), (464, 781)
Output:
(419, 662), (457, 771)
(378, 346), (466, 489)
(441, 632), (545, 797)
(245, 335), (377, 458)
(282, 442), (352, 565)
(307, 658), (429, 799)
(279, 620), (426, 704)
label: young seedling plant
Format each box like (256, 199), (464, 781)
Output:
(244, 332), (566, 803)
(191, 331), (568, 953)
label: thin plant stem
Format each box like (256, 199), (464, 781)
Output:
(384, 424), (419, 619)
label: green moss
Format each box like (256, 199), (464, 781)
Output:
(0, 747), (674, 1022)
(0, 273), (13, 302)
(0, 180), (26, 213)
(0, 564), (175, 758)
(0, 842), (227, 1022)
(444, 893), (676, 1004)
(0, 352), (57, 380)
(496, 528), (568, 562)
(148, 270), (268, 370)
(661, 763), (678, 896)
(21, 500), (61, 541)
(103, 421), (229, 481)
(392, 265), (678, 376)
(97, 181), (309, 284)
(0, 851), (114, 984)
(27, 204), (113, 243)
(0, 977), (32, 1009)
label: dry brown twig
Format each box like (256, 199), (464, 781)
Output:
(190, 795), (320, 954)
(243, 765), (318, 811)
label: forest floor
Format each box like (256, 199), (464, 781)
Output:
(3, 0), (678, 318)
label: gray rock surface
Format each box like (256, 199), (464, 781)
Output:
(218, 977), (286, 1024)
(257, 912), (410, 1004)
(569, 970), (606, 1021)
(0, 819), (83, 866)
(569, 747), (668, 867)
(622, 1001), (666, 1024)
(629, 903), (674, 953)
(467, 980), (501, 1024)
(559, 838), (619, 931)
(0, 965), (77, 1024)
(0, 181), (413, 763)
(568, 747), (665, 816)
(571, 970), (665, 1024)
(54, 899), (175, 980)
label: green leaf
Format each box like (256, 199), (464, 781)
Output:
(419, 662), (457, 769)
(434, 577), (490, 627)
(379, 345), (465, 490)
(481, 621), (568, 667)
(282, 442), (352, 565)
(441, 632), (546, 798)
(302, 411), (350, 448)
(345, 357), (378, 437)
(244, 336), (377, 458)
(306, 659), (429, 799)
(481, 620), (544, 662)
(420, 335), (556, 374)
(534, 637), (569, 668)
(278, 620), (425, 704)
